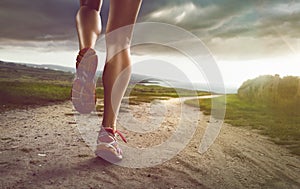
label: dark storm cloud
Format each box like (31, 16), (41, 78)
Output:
(0, 0), (168, 42)
(143, 0), (300, 39)
(0, 0), (171, 42)
(0, 0), (299, 58)
(0, 0), (79, 41)
(210, 1), (300, 39)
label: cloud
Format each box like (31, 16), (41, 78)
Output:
(0, 0), (299, 60)
(143, 0), (300, 39)
(0, 0), (79, 41)
(140, 0), (300, 59)
(255, 2), (300, 38)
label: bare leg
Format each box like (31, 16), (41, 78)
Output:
(76, 0), (102, 50)
(72, 0), (102, 113)
(102, 0), (142, 129)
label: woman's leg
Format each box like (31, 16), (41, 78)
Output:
(76, 0), (102, 50)
(72, 0), (102, 114)
(102, 0), (142, 129)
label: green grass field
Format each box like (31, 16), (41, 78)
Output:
(125, 84), (210, 105)
(185, 95), (300, 155)
(0, 61), (210, 111)
(0, 81), (71, 105)
(0, 62), (74, 111)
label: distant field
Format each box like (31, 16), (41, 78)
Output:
(126, 84), (210, 105)
(0, 61), (74, 84)
(0, 62), (73, 111)
(0, 61), (210, 111)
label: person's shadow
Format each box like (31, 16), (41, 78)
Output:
(12, 157), (115, 188)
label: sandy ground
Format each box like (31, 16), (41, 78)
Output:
(0, 98), (299, 189)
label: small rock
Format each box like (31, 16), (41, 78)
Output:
(38, 153), (46, 157)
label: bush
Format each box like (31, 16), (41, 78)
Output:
(238, 75), (300, 114)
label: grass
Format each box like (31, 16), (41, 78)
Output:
(125, 84), (178, 105)
(1, 61), (210, 112)
(95, 84), (188, 111)
(131, 84), (211, 105)
(0, 81), (71, 111)
(0, 61), (74, 83)
(125, 84), (210, 105)
(0, 62), (73, 111)
(95, 84), (211, 107)
(185, 94), (300, 155)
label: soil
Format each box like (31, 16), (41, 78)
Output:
(1, 98), (299, 189)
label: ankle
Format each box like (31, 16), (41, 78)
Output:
(101, 122), (116, 131)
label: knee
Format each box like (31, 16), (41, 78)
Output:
(105, 26), (132, 58)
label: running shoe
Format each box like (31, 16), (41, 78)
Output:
(95, 126), (127, 162)
(71, 48), (98, 114)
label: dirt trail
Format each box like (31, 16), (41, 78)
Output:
(1, 98), (299, 189)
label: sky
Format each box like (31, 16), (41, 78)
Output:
(0, 0), (299, 89)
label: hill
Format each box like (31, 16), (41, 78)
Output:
(25, 63), (76, 73)
(0, 60), (74, 84)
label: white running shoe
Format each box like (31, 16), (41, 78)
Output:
(71, 48), (98, 114)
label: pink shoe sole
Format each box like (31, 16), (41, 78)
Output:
(71, 48), (98, 114)
(95, 127), (127, 163)
(95, 144), (123, 163)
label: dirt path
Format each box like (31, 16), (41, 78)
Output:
(1, 98), (299, 189)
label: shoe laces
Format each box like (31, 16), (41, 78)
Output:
(102, 127), (127, 143)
